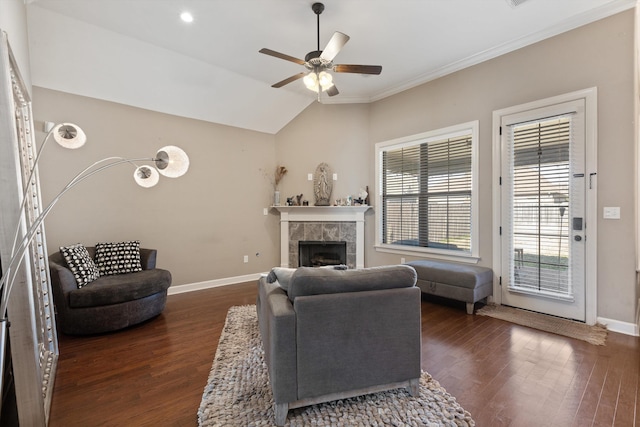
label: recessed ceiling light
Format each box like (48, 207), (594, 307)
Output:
(505, 0), (530, 7)
(180, 11), (194, 23)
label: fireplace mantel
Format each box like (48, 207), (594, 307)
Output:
(272, 205), (371, 221)
(272, 206), (371, 268)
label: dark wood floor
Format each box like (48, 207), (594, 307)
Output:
(48, 282), (640, 427)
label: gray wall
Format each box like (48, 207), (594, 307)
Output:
(33, 88), (281, 286)
(371, 10), (636, 324)
(277, 10), (636, 323)
(275, 103), (371, 207)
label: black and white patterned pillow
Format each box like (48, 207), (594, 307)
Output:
(60, 243), (100, 288)
(94, 240), (143, 276)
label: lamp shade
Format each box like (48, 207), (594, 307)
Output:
(154, 145), (189, 178)
(133, 165), (160, 188)
(53, 123), (86, 149)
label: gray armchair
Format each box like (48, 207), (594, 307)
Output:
(257, 265), (421, 426)
(49, 247), (171, 335)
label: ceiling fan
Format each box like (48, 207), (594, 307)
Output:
(259, 2), (382, 97)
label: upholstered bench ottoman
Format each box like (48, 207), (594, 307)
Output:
(406, 260), (493, 314)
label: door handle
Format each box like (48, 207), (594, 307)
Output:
(574, 235), (582, 241)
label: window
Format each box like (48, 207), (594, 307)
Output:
(375, 121), (479, 259)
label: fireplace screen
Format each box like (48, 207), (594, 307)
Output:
(299, 241), (347, 267)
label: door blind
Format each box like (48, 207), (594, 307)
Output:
(382, 135), (472, 251)
(506, 115), (572, 296)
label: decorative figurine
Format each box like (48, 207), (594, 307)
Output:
(359, 187), (368, 204)
(287, 194), (304, 206)
(313, 162), (332, 206)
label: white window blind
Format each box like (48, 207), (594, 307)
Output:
(506, 114), (574, 296)
(381, 134), (473, 252)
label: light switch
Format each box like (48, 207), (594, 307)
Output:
(308, 173), (313, 181)
(333, 173), (338, 181)
(263, 208), (268, 216)
(603, 207), (620, 219)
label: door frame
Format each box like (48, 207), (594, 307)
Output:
(492, 87), (598, 325)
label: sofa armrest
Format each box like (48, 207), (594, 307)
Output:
(257, 278), (297, 404)
(49, 260), (79, 298)
(140, 248), (157, 270)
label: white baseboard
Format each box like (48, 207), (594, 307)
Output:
(167, 272), (266, 296)
(597, 316), (639, 337)
(636, 298), (640, 334)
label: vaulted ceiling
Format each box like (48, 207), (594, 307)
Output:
(26, 0), (635, 134)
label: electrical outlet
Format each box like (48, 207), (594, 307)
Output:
(243, 255), (249, 263)
(401, 257), (406, 264)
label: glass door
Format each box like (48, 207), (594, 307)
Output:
(501, 100), (586, 321)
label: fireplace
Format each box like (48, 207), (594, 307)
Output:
(273, 206), (371, 269)
(299, 241), (347, 267)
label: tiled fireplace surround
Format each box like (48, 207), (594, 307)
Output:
(290, 222), (356, 268)
(274, 206), (370, 269)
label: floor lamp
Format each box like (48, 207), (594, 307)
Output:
(0, 122), (189, 413)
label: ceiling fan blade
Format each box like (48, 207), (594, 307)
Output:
(259, 48), (305, 65)
(333, 64), (382, 75)
(320, 32), (350, 62)
(326, 85), (339, 97)
(271, 72), (306, 88)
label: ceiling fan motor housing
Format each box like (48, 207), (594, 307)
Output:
(305, 51), (322, 62)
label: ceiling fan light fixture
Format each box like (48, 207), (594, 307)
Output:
(318, 71), (333, 90)
(304, 71), (334, 93)
(259, 2), (380, 98)
(303, 72), (319, 92)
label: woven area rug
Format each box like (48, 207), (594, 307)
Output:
(198, 305), (475, 426)
(476, 303), (607, 346)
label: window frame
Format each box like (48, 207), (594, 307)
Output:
(374, 120), (480, 262)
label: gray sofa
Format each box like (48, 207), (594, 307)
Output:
(257, 265), (422, 426)
(49, 247), (171, 335)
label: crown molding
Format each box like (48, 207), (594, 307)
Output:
(366, 0), (636, 103)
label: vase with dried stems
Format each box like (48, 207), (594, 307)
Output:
(268, 165), (287, 206)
